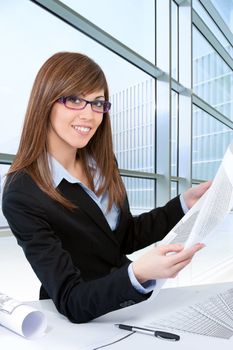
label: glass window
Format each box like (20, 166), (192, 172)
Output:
(60, 0), (155, 63)
(111, 79), (155, 172)
(171, 1), (178, 79)
(0, 164), (10, 229)
(0, 0), (155, 173)
(171, 181), (178, 199)
(122, 177), (155, 215)
(193, 27), (233, 121)
(193, 0), (233, 58)
(171, 91), (178, 177)
(210, 0), (233, 32)
(192, 105), (233, 180)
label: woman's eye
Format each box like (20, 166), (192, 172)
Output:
(94, 101), (104, 107)
(68, 96), (81, 104)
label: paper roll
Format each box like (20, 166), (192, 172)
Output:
(0, 293), (47, 338)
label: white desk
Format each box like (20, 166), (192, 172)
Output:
(1, 281), (233, 350)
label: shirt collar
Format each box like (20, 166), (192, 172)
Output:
(48, 154), (99, 188)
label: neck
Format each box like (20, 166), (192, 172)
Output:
(51, 151), (77, 171)
(47, 136), (79, 172)
(47, 145), (77, 172)
(48, 145), (89, 185)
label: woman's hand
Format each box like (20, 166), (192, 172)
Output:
(132, 243), (204, 284)
(183, 181), (211, 210)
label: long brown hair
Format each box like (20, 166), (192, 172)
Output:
(7, 52), (126, 210)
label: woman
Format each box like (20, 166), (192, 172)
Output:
(2, 52), (209, 323)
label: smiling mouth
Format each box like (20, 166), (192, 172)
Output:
(72, 125), (91, 134)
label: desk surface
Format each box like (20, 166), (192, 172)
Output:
(1, 281), (233, 350)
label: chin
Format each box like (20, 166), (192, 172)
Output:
(73, 141), (90, 149)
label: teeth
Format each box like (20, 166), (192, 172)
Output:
(73, 126), (90, 133)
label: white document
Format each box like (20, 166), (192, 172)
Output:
(150, 143), (233, 298)
(0, 292), (47, 338)
(160, 142), (233, 248)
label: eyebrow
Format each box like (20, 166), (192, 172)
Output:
(94, 95), (105, 100)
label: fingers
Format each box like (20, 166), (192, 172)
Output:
(169, 258), (192, 277)
(133, 242), (205, 282)
(168, 243), (205, 265)
(183, 181), (212, 209)
(158, 242), (204, 256)
(164, 243), (204, 278)
(197, 181), (212, 196)
(158, 242), (205, 264)
(158, 243), (184, 255)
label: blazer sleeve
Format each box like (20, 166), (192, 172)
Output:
(121, 195), (185, 254)
(2, 189), (151, 323)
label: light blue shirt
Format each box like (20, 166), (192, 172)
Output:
(49, 156), (120, 231)
(48, 155), (153, 294)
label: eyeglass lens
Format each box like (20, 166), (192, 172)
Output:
(64, 96), (110, 113)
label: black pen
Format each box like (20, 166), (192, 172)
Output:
(115, 323), (180, 341)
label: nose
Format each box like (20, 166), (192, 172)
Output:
(78, 103), (94, 119)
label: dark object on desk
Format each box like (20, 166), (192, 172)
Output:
(115, 323), (180, 341)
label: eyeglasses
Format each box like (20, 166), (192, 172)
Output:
(58, 96), (111, 113)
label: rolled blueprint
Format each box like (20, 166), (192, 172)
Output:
(0, 292), (47, 338)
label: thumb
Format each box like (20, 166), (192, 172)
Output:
(158, 243), (184, 255)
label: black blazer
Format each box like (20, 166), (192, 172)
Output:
(2, 171), (184, 323)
